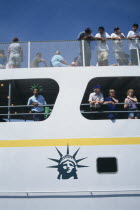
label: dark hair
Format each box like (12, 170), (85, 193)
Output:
(74, 57), (79, 62)
(36, 52), (42, 57)
(85, 27), (92, 34)
(98, 26), (105, 31)
(12, 37), (19, 42)
(0, 49), (4, 54)
(133, 24), (138, 28)
(114, 27), (120, 32)
(127, 89), (134, 96)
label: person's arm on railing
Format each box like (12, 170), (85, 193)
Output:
(89, 100), (96, 104)
(120, 33), (125, 39)
(27, 98), (39, 107)
(31, 102), (39, 106)
(94, 98), (104, 105)
(111, 37), (120, 40)
(102, 37), (111, 41)
(124, 99), (128, 109)
(82, 35), (96, 40)
(111, 32), (125, 39)
(95, 37), (111, 41)
(127, 31), (140, 40)
(60, 59), (70, 66)
(112, 97), (118, 103)
(104, 101), (115, 105)
(111, 36), (124, 40)
(40, 59), (48, 67)
(127, 96), (138, 102)
(95, 101), (104, 105)
(127, 35), (140, 39)
(95, 37), (102, 40)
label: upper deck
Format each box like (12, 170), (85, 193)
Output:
(0, 39), (140, 68)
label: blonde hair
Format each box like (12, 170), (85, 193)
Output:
(127, 89), (134, 96)
(109, 89), (115, 93)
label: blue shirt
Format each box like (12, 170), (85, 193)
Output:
(27, 95), (47, 112)
(105, 97), (118, 111)
(51, 55), (64, 67)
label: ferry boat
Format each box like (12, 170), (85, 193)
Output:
(0, 39), (140, 210)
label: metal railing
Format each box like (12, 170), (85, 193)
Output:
(0, 104), (54, 122)
(80, 103), (140, 119)
(0, 102), (140, 122)
(0, 39), (140, 69)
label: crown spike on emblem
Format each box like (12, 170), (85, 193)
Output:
(67, 145), (69, 155)
(73, 148), (80, 159)
(76, 157), (87, 163)
(55, 147), (63, 157)
(48, 165), (58, 168)
(77, 165), (89, 168)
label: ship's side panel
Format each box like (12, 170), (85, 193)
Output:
(0, 67), (140, 209)
(0, 193), (140, 210)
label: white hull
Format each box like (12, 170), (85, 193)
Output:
(0, 66), (140, 209)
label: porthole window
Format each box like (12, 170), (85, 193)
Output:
(0, 79), (59, 122)
(97, 157), (118, 173)
(80, 77), (140, 120)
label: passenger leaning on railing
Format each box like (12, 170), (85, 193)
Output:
(127, 24), (140, 65)
(88, 85), (104, 116)
(111, 27), (129, 66)
(51, 51), (70, 67)
(8, 37), (23, 68)
(27, 84), (47, 121)
(71, 57), (80, 66)
(95, 26), (110, 66)
(124, 89), (139, 119)
(77, 27), (95, 66)
(31, 53), (47, 68)
(104, 89), (119, 120)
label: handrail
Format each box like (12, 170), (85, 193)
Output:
(0, 38), (139, 45)
(0, 110), (139, 117)
(0, 113), (50, 116)
(0, 103), (139, 109)
(81, 110), (140, 114)
(0, 104), (54, 108)
(81, 103), (140, 106)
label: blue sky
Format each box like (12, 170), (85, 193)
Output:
(0, 0), (139, 43)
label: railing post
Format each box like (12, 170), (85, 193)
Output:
(82, 40), (85, 67)
(8, 82), (12, 122)
(136, 48), (140, 66)
(28, 41), (31, 68)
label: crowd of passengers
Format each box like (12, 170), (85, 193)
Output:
(89, 85), (139, 120)
(0, 24), (140, 69)
(0, 82), (139, 122)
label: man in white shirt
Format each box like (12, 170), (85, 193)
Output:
(127, 24), (140, 65)
(95, 27), (110, 66)
(88, 85), (104, 119)
(111, 27), (129, 65)
(27, 85), (47, 121)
